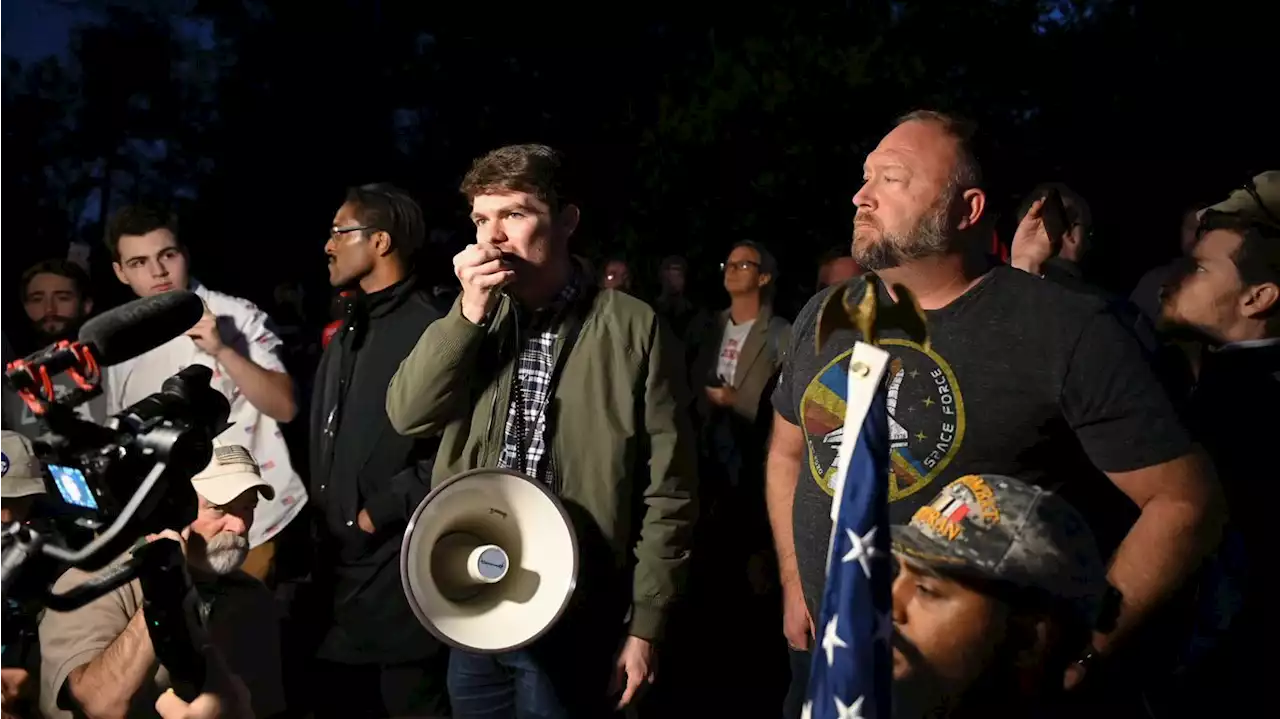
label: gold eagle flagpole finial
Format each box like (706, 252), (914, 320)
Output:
(815, 274), (929, 352)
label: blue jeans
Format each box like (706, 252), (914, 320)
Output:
(448, 649), (569, 719)
(447, 626), (618, 719)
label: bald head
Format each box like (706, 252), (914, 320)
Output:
(894, 110), (983, 190)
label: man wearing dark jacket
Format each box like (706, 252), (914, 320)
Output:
(309, 183), (449, 718)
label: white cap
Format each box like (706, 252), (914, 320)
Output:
(191, 445), (275, 506)
(2, 430), (46, 499)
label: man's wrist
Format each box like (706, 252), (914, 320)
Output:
(1010, 256), (1044, 275)
(462, 304), (492, 326)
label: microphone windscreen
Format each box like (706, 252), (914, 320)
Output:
(79, 291), (205, 367)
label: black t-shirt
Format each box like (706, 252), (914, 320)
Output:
(771, 264), (1192, 615)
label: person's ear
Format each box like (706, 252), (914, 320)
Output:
(83, 297), (94, 315)
(956, 188), (987, 231)
(112, 262), (129, 286)
(1241, 281), (1279, 320)
(371, 230), (393, 258)
(557, 204), (581, 239)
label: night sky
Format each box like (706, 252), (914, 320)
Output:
(2, 0), (87, 62)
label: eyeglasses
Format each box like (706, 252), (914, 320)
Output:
(721, 260), (760, 273)
(329, 225), (371, 242)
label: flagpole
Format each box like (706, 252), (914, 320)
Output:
(826, 341), (890, 560)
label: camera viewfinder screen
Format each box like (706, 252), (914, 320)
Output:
(48, 464), (99, 510)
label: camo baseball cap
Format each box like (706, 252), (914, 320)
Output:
(2, 430), (46, 498)
(1200, 171), (1280, 229)
(891, 474), (1108, 626)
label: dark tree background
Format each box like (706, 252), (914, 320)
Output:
(5, 0), (1278, 342)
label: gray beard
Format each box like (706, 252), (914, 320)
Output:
(203, 532), (250, 575)
(853, 200), (953, 272)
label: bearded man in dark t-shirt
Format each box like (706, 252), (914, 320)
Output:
(765, 110), (1225, 719)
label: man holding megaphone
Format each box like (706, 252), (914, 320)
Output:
(388, 144), (700, 718)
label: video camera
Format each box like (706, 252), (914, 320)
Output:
(1, 290), (228, 701)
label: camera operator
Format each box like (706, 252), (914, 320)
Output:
(37, 446), (284, 719)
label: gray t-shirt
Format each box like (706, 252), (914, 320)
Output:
(772, 265), (1191, 616)
(39, 563), (285, 719)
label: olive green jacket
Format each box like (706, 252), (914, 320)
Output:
(385, 282), (699, 641)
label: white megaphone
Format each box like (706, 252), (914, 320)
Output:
(400, 468), (579, 653)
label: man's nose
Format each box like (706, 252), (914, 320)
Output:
(852, 182), (875, 211)
(223, 515), (249, 536)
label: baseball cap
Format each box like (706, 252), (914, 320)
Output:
(2, 430), (46, 499)
(1199, 171), (1280, 228)
(191, 444), (274, 506)
(891, 474), (1108, 627)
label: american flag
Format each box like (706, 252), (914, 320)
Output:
(804, 346), (893, 719)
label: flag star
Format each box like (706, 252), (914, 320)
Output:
(874, 611), (893, 644)
(841, 525), (879, 577)
(835, 695), (866, 719)
(800, 700), (813, 719)
(822, 615), (849, 667)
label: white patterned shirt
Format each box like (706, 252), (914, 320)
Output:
(104, 281), (308, 547)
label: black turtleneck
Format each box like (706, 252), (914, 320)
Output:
(363, 274), (416, 317)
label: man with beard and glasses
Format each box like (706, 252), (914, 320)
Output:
(5, 260), (107, 436)
(38, 445), (286, 719)
(767, 110), (1222, 718)
(889, 475), (1111, 718)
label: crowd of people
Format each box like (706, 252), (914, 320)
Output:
(1, 108), (1276, 719)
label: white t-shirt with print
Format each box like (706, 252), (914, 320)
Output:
(105, 282), (307, 547)
(715, 319), (755, 387)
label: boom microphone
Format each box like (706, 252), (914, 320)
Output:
(78, 291), (205, 367)
(4, 291), (204, 412)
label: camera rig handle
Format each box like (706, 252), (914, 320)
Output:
(136, 538), (209, 703)
(0, 523), (44, 596)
